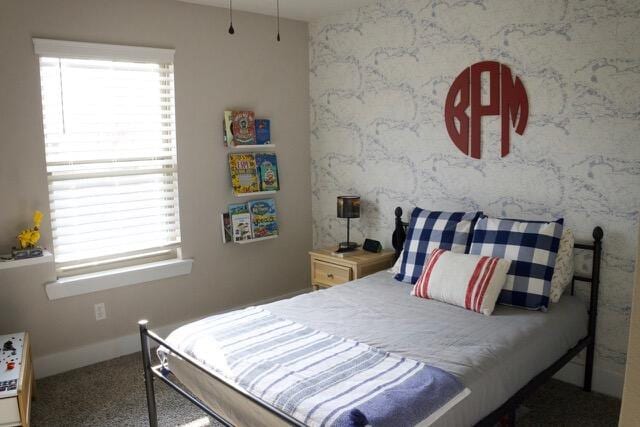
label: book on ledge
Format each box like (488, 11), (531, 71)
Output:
(229, 153), (260, 194)
(255, 152), (279, 192)
(220, 212), (232, 243)
(229, 203), (252, 242)
(231, 111), (256, 146)
(255, 119), (271, 145)
(248, 198), (278, 238)
(223, 110), (233, 147)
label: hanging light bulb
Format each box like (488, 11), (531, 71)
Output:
(276, 0), (281, 41)
(228, 0), (235, 34)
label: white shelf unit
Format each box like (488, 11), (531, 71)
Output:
(228, 144), (275, 150)
(224, 114), (279, 245)
(0, 250), (53, 270)
(235, 235), (278, 244)
(233, 190), (278, 198)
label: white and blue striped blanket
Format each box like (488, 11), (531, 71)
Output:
(161, 307), (469, 426)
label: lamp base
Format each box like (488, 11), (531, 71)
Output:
(336, 241), (359, 253)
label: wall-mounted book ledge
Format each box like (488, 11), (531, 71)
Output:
(235, 235), (278, 244)
(233, 190), (278, 197)
(0, 250), (53, 271)
(220, 199), (279, 244)
(229, 144), (276, 150)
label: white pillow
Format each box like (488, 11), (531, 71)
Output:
(550, 228), (575, 303)
(411, 249), (511, 316)
(389, 250), (403, 274)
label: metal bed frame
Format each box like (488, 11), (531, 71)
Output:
(139, 206), (603, 427)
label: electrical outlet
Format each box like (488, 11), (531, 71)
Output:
(94, 303), (106, 321)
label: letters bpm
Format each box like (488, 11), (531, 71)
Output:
(444, 61), (529, 159)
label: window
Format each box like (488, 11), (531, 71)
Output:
(34, 39), (182, 278)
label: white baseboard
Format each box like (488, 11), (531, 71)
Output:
(33, 288), (310, 379)
(553, 360), (625, 398)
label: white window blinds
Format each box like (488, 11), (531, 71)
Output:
(35, 40), (182, 277)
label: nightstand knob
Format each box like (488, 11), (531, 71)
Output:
(327, 273), (334, 279)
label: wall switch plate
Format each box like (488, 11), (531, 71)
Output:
(94, 303), (106, 321)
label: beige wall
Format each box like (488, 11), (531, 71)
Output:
(620, 227), (640, 425)
(0, 0), (311, 371)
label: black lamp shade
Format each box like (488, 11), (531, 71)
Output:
(337, 196), (360, 219)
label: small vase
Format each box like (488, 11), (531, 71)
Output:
(11, 246), (44, 260)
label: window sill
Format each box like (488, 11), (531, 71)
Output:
(45, 258), (193, 300)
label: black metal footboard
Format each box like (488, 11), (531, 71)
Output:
(138, 321), (305, 427)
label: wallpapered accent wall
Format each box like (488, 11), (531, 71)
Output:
(309, 0), (640, 392)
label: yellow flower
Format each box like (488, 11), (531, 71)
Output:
(16, 211), (44, 248)
(29, 230), (41, 246)
(18, 230), (32, 249)
(33, 210), (43, 228)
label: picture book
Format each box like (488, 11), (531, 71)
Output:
(228, 203), (248, 217)
(223, 110), (233, 147)
(220, 212), (232, 243)
(248, 198), (278, 238)
(229, 153), (259, 194)
(255, 152), (279, 191)
(255, 119), (271, 145)
(231, 111), (256, 145)
(229, 203), (252, 242)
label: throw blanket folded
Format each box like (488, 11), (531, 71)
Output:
(160, 307), (469, 426)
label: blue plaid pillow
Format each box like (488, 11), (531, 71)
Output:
(469, 217), (564, 310)
(395, 208), (482, 284)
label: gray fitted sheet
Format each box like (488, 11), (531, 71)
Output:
(167, 271), (588, 426)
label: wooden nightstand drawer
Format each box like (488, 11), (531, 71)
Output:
(309, 248), (395, 290)
(312, 260), (352, 287)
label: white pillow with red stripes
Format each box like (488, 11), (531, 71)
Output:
(411, 249), (512, 316)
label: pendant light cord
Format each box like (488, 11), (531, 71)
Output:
(276, 0), (281, 41)
(228, 0), (235, 34)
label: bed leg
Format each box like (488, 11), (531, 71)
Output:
(139, 320), (159, 427)
(584, 341), (595, 392)
(499, 407), (517, 427)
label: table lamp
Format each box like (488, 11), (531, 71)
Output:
(337, 196), (360, 252)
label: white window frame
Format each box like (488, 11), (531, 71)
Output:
(33, 39), (192, 300)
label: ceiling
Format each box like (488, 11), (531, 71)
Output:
(177, 0), (377, 22)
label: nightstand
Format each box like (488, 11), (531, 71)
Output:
(309, 248), (395, 290)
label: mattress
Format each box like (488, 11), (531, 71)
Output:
(164, 271), (588, 426)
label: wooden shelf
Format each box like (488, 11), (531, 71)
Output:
(0, 250), (53, 271)
(233, 190), (278, 197)
(228, 144), (275, 150)
(235, 235), (278, 244)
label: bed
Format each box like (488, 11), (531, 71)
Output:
(139, 207), (603, 426)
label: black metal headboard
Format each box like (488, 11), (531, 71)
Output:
(392, 207), (409, 262)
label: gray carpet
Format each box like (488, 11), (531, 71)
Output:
(31, 352), (620, 426)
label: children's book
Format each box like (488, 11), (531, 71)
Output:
(223, 110), (233, 147)
(248, 198), (278, 238)
(255, 119), (271, 145)
(229, 153), (259, 194)
(229, 203), (252, 242)
(220, 212), (232, 243)
(255, 152), (279, 191)
(231, 111), (256, 145)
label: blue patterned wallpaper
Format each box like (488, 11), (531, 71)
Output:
(309, 0), (640, 390)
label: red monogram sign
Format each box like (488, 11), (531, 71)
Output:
(444, 61), (529, 159)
